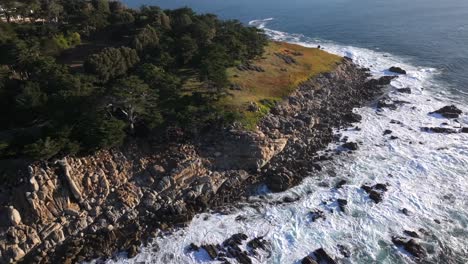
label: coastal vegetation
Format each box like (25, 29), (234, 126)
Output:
(0, 0), (339, 161)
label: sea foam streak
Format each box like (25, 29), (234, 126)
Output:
(97, 18), (468, 264)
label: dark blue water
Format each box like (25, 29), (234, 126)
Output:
(124, 0), (468, 100)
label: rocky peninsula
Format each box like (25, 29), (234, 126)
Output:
(0, 54), (398, 263)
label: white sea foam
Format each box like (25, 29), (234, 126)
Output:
(96, 18), (468, 264)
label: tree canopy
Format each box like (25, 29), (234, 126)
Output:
(0, 0), (268, 161)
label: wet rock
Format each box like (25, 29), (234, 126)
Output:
(247, 237), (268, 251)
(266, 170), (293, 192)
(335, 179), (347, 189)
(396, 88), (411, 94)
(337, 199), (348, 212)
(390, 119), (403, 125)
(430, 105), (462, 118)
(223, 233), (248, 248)
(392, 236), (426, 259)
(309, 209), (326, 222)
(383, 129), (393, 135)
(302, 256), (318, 264)
(337, 244), (351, 258)
(342, 113), (362, 123)
(421, 127), (458, 134)
(341, 142), (358, 151)
(313, 248), (337, 264)
(201, 244), (218, 260)
(389, 66), (407, 74)
(377, 97), (409, 110)
(400, 208), (410, 216)
(361, 184), (387, 203)
(187, 243), (199, 252)
(404, 230), (420, 238)
(282, 196), (300, 203)
(127, 244), (139, 258)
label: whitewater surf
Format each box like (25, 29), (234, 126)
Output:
(95, 18), (468, 264)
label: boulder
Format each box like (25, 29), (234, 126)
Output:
(389, 66), (407, 74)
(6, 244), (26, 262)
(8, 207), (22, 226)
(430, 105), (462, 118)
(461, 127), (468, 133)
(342, 142), (358, 151)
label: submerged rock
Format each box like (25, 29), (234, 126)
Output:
(404, 230), (420, 238)
(389, 66), (407, 74)
(430, 105), (462, 118)
(309, 209), (326, 222)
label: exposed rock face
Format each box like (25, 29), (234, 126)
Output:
(0, 59), (390, 263)
(262, 59), (389, 192)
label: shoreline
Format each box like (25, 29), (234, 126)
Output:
(0, 57), (395, 264)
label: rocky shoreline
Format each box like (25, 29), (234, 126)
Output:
(0, 58), (396, 264)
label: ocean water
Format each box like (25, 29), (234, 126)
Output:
(107, 1), (468, 263)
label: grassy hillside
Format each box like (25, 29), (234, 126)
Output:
(219, 41), (342, 129)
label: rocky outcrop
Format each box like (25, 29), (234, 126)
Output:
(262, 59), (390, 192)
(429, 105), (462, 118)
(0, 58), (391, 263)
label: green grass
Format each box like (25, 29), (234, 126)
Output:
(219, 41), (342, 129)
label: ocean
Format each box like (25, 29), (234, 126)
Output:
(106, 1), (468, 263)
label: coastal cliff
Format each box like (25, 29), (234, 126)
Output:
(0, 58), (394, 263)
